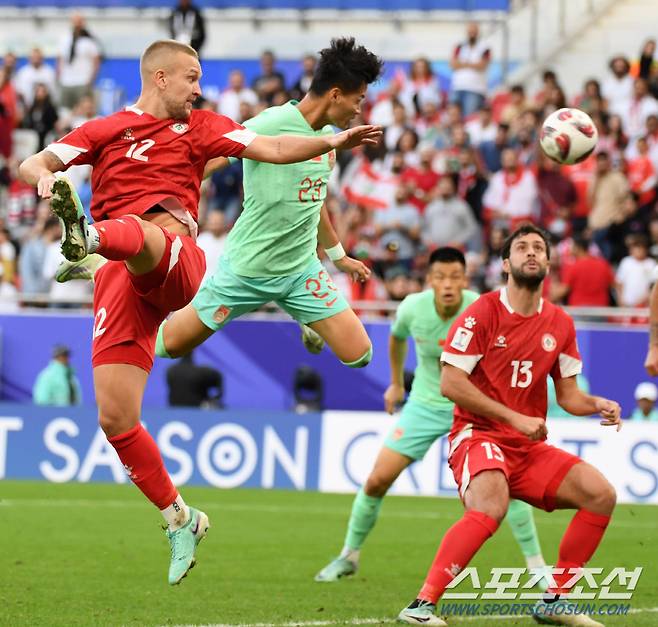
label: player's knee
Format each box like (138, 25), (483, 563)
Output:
(98, 405), (138, 438)
(340, 344), (373, 369)
(364, 471), (393, 497)
(468, 500), (508, 524)
(589, 480), (617, 514)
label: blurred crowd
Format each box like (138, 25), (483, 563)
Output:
(2, 14), (658, 315)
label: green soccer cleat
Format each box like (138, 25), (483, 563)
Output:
(50, 177), (89, 262)
(397, 600), (447, 626)
(55, 253), (108, 283)
(166, 507), (210, 585)
(532, 600), (604, 626)
(300, 323), (325, 354)
(314, 556), (357, 582)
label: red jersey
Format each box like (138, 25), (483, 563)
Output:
(442, 288), (582, 445)
(46, 106), (256, 223)
(563, 256), (614, 306)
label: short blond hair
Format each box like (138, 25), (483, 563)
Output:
(140, 39), (198, 80)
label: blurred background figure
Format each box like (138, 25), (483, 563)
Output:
(629, 381), (658, 421)
(293, 365), (323, 413)
(33, 344), (82, 406)
(168, 0), (206, 56)
(14, 47), (57, 108)
(166, 351), (223, 408)
(449, 22), (490, 116)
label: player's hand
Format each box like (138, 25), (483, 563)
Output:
(334, 255), (371, 282)
(384, 383), (405, 414)
(510, 414), (547, 441)
(645, 345), (658, 376)
(330, 125), (383, 150)
(596, 397), (622, 431)
(37, 172), (58, 199)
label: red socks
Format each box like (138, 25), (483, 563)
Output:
(419, 510), (500, 603)
(550, 509), (611, 594)
(93, 216), (145, 260)
(108, 424), (177, 510)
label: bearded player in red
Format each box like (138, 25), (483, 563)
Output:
(397, 224), (621, 627)
(19, 39), (381, 586)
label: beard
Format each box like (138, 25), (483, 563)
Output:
(510, 263), (547, 290)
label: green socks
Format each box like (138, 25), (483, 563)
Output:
(343, 488), (383, 551)
(505, 499), (542, 558)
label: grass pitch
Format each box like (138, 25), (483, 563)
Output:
(1, 481), (656, 626)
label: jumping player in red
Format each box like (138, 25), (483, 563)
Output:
(18, 39), (381, 586)
(397, 224), (621, 627)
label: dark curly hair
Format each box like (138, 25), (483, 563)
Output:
(309, 37), (384, 95)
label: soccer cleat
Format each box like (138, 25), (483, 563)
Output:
(314, 556), (358, 582)
(55, 253), (107, 283)
(166, 507), (210, 585)
(50, 177), (89, 262)
(532, 601), (604, 626)
(300, 323), (325, 354)
(397, 600), (447, 626)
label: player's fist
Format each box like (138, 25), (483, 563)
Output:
(37, 172), (58, 199)
(595, 397), (622, 431)
(334, 255), (371, 282)
(331, 125), (383, 150)
(384, 383), (405, 415)
(645, 345), (658, 377)
(510, 414), (547, 441)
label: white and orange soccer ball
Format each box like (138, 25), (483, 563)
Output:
(539, 107), (598, 165)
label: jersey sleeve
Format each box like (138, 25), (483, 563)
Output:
(202, 112), (258, 160)
(390, 297), (412, 340)
(440, 297), (492, 374)
(45, 118), (106, 167)
(550, 314), (583, 381)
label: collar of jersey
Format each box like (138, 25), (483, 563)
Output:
(125, 104), (144, 115)
(499, 287), (543, 315)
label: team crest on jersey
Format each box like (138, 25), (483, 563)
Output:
(212, 305), (232, 324)
(122, 128), (135, 141)
(450, 327), (473, 352)
(169, 122), (189, 134)
(542, 333), (557, 352)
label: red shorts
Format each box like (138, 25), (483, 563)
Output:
(448, 430), (581, 512)
(92, 229), (205, 372)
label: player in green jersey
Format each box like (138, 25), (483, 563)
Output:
(315, 248), (549, 584)
(154, 38), (383, 367)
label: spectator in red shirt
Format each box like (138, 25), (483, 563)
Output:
(400, 145), (440, 212)
(626, 135), (657, 210)
(552, 233), (615, 306)
(536, 151), (577, 239)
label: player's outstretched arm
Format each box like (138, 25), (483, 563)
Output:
(19, 150), (65, 199)
(441, 363), (547, 440)
(203, 157), (230, 180)
(240, 125), (382, 164)
(645, 281), (658, 376)
(554, 376), (622, 430)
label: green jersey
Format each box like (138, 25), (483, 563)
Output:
(391, 289), (479, 409)
(224, 101), (335, 277)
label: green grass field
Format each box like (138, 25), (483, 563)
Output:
(1, 481), (656, 626)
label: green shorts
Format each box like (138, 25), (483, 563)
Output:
(383, 399), (454, 461)
(192, 255), (350, 330)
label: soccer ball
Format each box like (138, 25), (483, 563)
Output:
(539, 108), (598, 165)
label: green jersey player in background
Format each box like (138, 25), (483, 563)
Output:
(154, 38), (383, 367)
(315, 248), (550, 585)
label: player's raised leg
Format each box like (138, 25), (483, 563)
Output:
(309, 307), (372, 367)
(315, 446), (411, 582)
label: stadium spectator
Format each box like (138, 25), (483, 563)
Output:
(611, 77), (658, 140)
(536, 151), (577, 239)
(290, 54), (316, 101)
(197, 211), (228, 280)
(0, 65), (19, 161)
(637, 39), (656, 82)
(33, 344), (82, 406)
(0, 263), (18, 312)
(482, 148), (538, 230)
(14, 48), (57, 108)
(629, 382), (658, 421)
(168, 0), (206, 56)
(607, 194), (648, 263)
(56, 13), (102, 110)
(218, 70), (258, 122)
(615, 234), (656, 307)
(499, 84), (530, 130)
(552, 233), (614, 306)
(587, 151), (630, 257)
(0, 224), (16, 284)
(252, 50), (285, 106)
(533, 69), (559, 111)
(574, 78), (607, 116)
(449, 23), (490, 117)
(383, 100), (412, 152)
(401, 57), (441, 117)
(423, 176), (480, 252)
(456, 146), (488, 223)
(626, 136), (657, 212)
(166, 352), (223, 408)
(2, 52), (17, 78)
(369, 78), (415, 127)
(22, 84), (59, 151)
(464, 103), (496, 146)
(478, 122), (511, 174)
(18, 216), (61, 299)
(602, 55), (633, 112)
(400, 144), (440, 212)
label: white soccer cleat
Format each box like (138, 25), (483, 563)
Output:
(300, 323), (325, 354)
(55, 253), (107, 283)
(397, 600), (447, 626)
